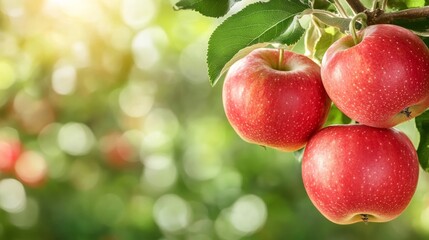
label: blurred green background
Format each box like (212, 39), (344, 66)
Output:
(0, 0), (427, 239)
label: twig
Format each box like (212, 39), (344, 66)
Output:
(369, 6), (429, 25)
(345, 0), (366, 14)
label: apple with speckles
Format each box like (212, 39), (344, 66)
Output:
(321, 24), (429, 128)
(302, 124), (419, 224)
(223, 48), (331, 151)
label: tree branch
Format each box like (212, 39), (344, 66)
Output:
(345, 0), (366, 14)
(368, 6), (429, 25)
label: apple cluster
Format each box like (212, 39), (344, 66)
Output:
(222, 24), (429, 224)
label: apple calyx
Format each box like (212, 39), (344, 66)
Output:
(400, 107), (412, 118)
(361, 214), (369, 223)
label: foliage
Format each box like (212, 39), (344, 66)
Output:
(416, 112), (429, 171)
(174, 0), (243, 17)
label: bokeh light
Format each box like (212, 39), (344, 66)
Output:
(132, 26), (169, 70)
(229, 195), (267, 234)
(153, 194), (192, 232)
(119, 81), (156, 118)
(0, 179), (26, 213)
(0, 0), (25, 17)
(57, 122), (95, 156)
(184, 145), (223, 181)
(121, 0), (158, 29)
(141, 154), (177, 192)
(51, 64), (77, 95)
(14, 151), (48, 186)
(9, 197), (39, 229)
(0, 60), (16, 89)
(141, 108), (179, 152)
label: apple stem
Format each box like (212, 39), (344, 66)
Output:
(278, 48), (284, 70)
(349, 12), (367, 45)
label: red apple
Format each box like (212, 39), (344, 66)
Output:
(321, 24), (429, 128)
(223, 48), (331, 151)
(302, 124), (419, 224)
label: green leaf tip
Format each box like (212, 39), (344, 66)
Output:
(174, 0), (243, 18)
(207, 0), (308, 86)
(416, 111), (429, 172)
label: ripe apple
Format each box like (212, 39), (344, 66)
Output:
(321, 24), (429, 128)
(302, 124), (419, 224)
(223, 48), (331, 151)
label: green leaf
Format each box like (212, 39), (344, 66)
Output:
(314, 27), (342, 62)
(299, 0), (311, 7)
(304, 18), (321, 60)
(274, 16), (306, 44)
(312, 12), (351, 33)
(423, 37), (429, 48)
(313, 0), (331, 9)
(388, 0), (426, 9)
(304, 17), (342, 63)
(324, 104), (351, 126)
(387, 0), (408, 10)
(393, 18), (429, 33)
(174, 0), (242, 18)
(207, 0), (307, 86)
(405, 0), (425, 7)
(416, 111), (429, 172)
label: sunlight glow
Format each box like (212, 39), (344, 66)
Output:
(52, 64), (77, 95)
(58, 122), (95, 156)
(142, 154), (177, 191)
(229, 195), (267, 234)
(0, 60), (16, 89)
(0, 0), (25, 17)
(121, 0), (157, 29)
(132, 27), (169, 70)
(0, 179), (26, 213)
(154, 194), (192, 232)
(119, 81), (156, 118)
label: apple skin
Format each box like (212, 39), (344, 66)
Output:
(302, 124), (419, 224)
(223, 48), (331, 151)
(321, 24), (429, 128)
